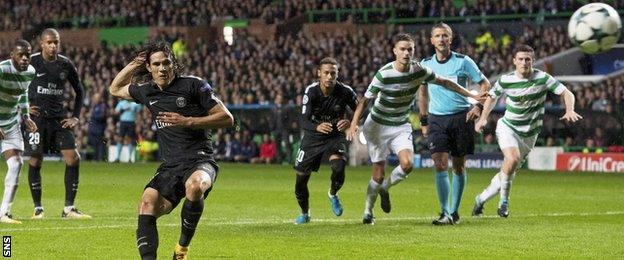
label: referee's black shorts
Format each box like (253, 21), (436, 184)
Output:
(427, 109), (475, 157)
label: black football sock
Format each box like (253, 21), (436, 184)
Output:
(179, 199), (204, 247)
(64, 164), (80, 206)
(137, 214), (158, 260)
(295, 173), (311, 214)
(28, 164), (42, 208)
(329, 159), (346, 195)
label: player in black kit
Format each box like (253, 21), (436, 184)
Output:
(109, 42), (234, 260)
(26, 28), (89, 219)
(293, 57), (357, 224)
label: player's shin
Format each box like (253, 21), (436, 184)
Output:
(381, 166), (407, 190)
(64, 164), (79, 207)
(450, 171), (466, 214)
(295, 173), (311, 214)
(137, 214), (159, 260)
(28, 164), (42, 208)
(499, 171), (514, 205)
(0, 156), (22, 216)
(329, 159), (345, 195)
(179, 199), (204, 247)
(477, 172), (502, 205)
(435, 170), (451, 214)
(365, 179), (381, 215)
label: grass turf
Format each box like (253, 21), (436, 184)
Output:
(0, 162), (622, 259)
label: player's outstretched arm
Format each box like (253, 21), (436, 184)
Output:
(467, 78), (492, 121)
(560, 89), (583, 123)
(432, 76), (487, 103)
(109, 52), (146, 100)
(157, 98), (234, 129)
(474, 95), (497, 134)
(346, 97), (371, 141)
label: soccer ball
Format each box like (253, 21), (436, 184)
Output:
(568, 3), (622, 54)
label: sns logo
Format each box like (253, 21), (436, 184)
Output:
(3, 236), (10, 257)
(568, 156), (582, 170)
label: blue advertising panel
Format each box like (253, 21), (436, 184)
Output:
(413, 153), (504, 169)
(591, 48), (624, 75)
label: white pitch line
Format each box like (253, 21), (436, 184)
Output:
(1, 211), (622, 232)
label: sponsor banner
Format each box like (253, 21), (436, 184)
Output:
(414, 153), (504, 169)
(556, 153), (624, 173)
(528, 147), (563, 171)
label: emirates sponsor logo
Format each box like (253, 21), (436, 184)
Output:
(567, 156), (624, 172)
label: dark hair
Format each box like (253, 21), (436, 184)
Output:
(318, 57), (339, 70)
(40, 28), (59, 39)
(513, 44), (535, 56)
(131, 41), (184, 83)
(14, 39), (31, 50)
(431, 22), (453, 37)
(392, 33), (414, 46)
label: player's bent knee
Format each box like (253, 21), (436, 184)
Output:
(185, 177), (208, 200)
(400, 161), (413, 174)
(63, 151), (81, 166)
(433, 160), (447, 171)
(139, 199), (157, 214)
(29, 155), (42, 167)
(506, 153), (521, 167)
(330, 159), (346, 173)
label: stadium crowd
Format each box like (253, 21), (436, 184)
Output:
(0, 0), (609, 31)
(0, 2), (622, 162)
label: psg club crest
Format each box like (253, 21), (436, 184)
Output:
(176, 97), (187, 108)
(59, 71), (67, 81)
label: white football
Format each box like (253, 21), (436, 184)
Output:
(568, 3), (622, 54)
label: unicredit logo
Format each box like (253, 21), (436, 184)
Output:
(567, 156), (624, 172)
(568, 156), (581, 170)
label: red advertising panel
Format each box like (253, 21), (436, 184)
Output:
(556, 153), (624, 173)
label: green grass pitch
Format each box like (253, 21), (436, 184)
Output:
(0, 162), (622, 259)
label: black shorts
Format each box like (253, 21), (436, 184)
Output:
(145, 158), (219, 209)
(118, 121), (137, 140)
(24, 116), (76, 155)
(428, 109), (475, 157)
(293, 135), (347, 174)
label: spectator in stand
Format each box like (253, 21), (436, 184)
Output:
(252, 134), (277, 164)
(87, 92), (107, 161)
(272, 94), (293, 163)
(223, 133), (241, 162)
(545, 136), (557, 147)
(213, 130), (227, 162)
(238, 132), (258, 163)
(582, 138), (603, 153)
(481, 133), (499, 153)
(591, 91), (610, 112)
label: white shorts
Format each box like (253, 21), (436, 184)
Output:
(362, 115), (413, 163)
(495, 118), (537, 160)
(1, 124), (24, 153)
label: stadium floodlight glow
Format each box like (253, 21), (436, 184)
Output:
(223, 26), (234, 46)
